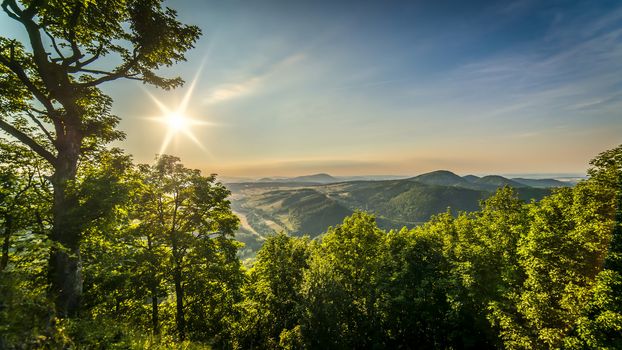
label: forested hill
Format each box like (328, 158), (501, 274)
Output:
(1, 142), (619, 349)
(230, 170), (572, 258)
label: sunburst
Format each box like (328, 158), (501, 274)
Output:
(144, 62), (213, 155)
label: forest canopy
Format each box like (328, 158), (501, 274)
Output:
(0, 0), (621, 349)
(0, 140), (621, 348)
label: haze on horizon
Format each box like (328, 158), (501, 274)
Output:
(3, 0), (621, 177)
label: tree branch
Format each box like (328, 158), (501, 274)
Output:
(25, 109), (55, 145)
(76, 44), (104, 68)
(3, 0), (69, 101)
(43, 28), (66, 61)
(0, 118), (56, 165)
(78, 66), (141, 87)
(21, 0), (43, 19)
(67, 67), (115, 75)
(61, 2), (84, 67)
(0, 53), (57, 116)
(1, 0), (21, 21)
(77, 48), (142, 87)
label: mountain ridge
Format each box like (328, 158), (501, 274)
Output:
(257, 173), (339, 184)
(230, 169), (571, 258)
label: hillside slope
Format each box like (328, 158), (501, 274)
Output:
(230, 171), (557, 258)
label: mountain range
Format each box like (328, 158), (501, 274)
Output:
(228, 170), (576, 259)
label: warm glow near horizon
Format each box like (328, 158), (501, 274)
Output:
(4, 1), (618, 177)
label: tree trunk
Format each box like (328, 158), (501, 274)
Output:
(151, 286), (159, 335)
(146, 234), (160, 334)
(173, 263), (185, 340)
(48, 150), (82, 318)
(0, 217), (13, 271)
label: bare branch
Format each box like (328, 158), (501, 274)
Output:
(30, 106), (47, 114)
(61, 2), (84, 67)
(77, 47), (143, 87)
(78, 63), (141, 87)
(67, 67), (113, 75)
(21, 0), (43, 19)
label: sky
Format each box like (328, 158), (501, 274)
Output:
(2, 0), (622, 177)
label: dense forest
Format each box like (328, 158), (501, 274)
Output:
(1, 0), (621, 348)
(228, 169), (559, 256)
(1, 140), (621, 349)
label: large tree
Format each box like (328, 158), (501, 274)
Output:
(0, 0), (200, 317)
(133, 155), (240, 340)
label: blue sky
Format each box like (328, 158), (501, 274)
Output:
(2, 0), (622, 176)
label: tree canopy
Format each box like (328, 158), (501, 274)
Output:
(1, 1), (621, 348)
(0, 0), (201, 318)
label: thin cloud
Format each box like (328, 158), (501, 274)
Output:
(204, 77), (262, 104)
(204, 53), (306, 104)
(427, 10), (622, 121)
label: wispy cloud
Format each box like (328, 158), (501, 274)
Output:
(204, 76), (262, 104)
(426, 10), (622, 121)
(204, 53), (305, 104)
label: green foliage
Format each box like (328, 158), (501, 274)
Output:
(229, 145), (622, 349)
(565, 144), (622, 349)
(1, 0), (202, 320)
(236, 232), (310, 348)
(301, 212), (388, 348)
(79, 155), (244, 346)
(0, 141), (53, 348)
(382, 214), (455, 348)
(2, 135), (621, 349)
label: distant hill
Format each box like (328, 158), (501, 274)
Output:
(238, 188), (353, 236)
(292, 173), (339, 183)
(335, 175), (410, 182)
(511, 178), (572, 188)
(471, 175), (526, 190)
(257, 173), (339, 184)
(463, 175), (480, 182)
(409, 170), (473, 188)
(322, 180), (488, 223)
(230, 170), (566, 258)
(409, 171), (540, 192)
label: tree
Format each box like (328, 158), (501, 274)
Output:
(566, 144), (622, 349)
(383, 214), (454, 348)
(499, 185), (613, 349)
(301, 212), (388, 348)
(237, 232), (310, 348)
(0, 140), (51, 272)
(0, 0), (201, 317)
(586, 144), (622, 273)
(133, 155), (240, 340)
(0, 140), (52, 348)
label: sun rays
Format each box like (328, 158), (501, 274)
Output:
(143, 61), (214, 156)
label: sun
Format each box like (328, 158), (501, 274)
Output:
(150, 108), (210, 154)
(142, 61), (215, 155)
(166, 112), (188, 131)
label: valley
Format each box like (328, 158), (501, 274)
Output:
(228, 170), (574, 258)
